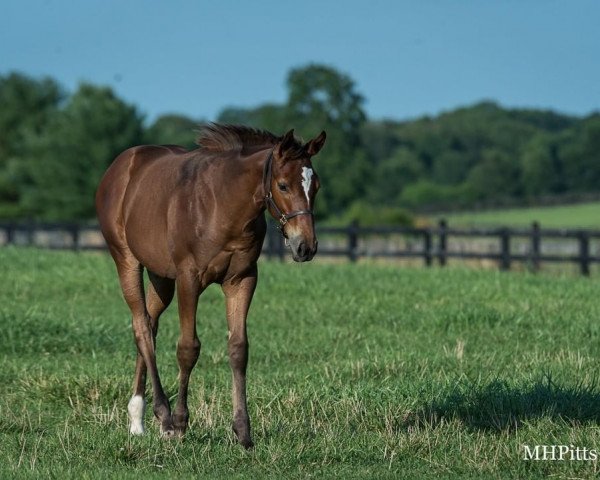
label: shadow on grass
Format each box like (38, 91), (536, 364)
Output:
(407, 375), (600, 432)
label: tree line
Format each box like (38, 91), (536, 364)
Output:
(1, 66), (599, 224)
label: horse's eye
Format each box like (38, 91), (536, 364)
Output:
(278, 183), (288, 192)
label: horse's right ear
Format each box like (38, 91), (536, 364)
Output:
(306, 131), (327, 156)
(275, 129), (296, 159)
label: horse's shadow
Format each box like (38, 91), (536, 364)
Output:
(406, 375), (600, 432)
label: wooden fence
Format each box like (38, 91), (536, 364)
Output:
(1, 220), (600, 275)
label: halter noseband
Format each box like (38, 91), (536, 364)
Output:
(262, 149), (313, 236)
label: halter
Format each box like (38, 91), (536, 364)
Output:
(262, 149), (313, 237)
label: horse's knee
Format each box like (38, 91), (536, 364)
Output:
(132, 314), (154, 349)
(228, 337), (249, 370)
(177, 337), (201, 368)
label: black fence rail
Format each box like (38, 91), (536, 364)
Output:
(2, 220), (600, 275)
(0, 222), (105, 252)
(241, 219), (600, 275)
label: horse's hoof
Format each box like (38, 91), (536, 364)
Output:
(240, 438), (254, 450)
(172, 413), (189, 436)
(129, 424), (145, 435)
(160, 423), (176, 438)
(233, 423), (253, 449)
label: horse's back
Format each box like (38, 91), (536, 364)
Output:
(97, 145), (186, 228)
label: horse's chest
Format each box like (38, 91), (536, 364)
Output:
(199, 252), (233, 286)
(196, 250), (250, 287)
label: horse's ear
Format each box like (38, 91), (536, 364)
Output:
(306, 131), (327, 156)
(275, 129), (296, 158)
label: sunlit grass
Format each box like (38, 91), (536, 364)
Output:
(433, 201), (600, 229)
(1, 247), (600, 478)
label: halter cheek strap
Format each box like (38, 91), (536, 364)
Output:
(262, 149), (313, 236)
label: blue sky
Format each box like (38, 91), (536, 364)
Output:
(2, 1), (599, 124)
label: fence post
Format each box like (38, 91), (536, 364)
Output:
(348, 220), (359, 262)
(578, 231), (590, 276)
(70, 224), (80, 251)
(25, 223), (34, 246)
(423, 229), (432, 267)
(530, 221), (540, 272)
(6, 223), (15, 245)
(266, 224), (275, 260)
(499, 228), (511, 271)
(277, 229), (285, 262)
(438, 219), (447, 266)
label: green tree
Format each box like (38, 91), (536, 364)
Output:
(218, 104), (285, 133)
(359, 120), (401, 167)
(368, 147), (423, 204)
(559, 116), (600, 192)
(466, 149), (522, 202)
(0, 73), (63, 217)
(145, 114), (199, 149)
(18, 83), (143, 220)
(285, 64), (369, 215)
(286, 64), (366, 137)
(432, 150), (472, 185)
(520, 134), (565, 197)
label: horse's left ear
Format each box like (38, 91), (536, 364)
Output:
(275, 129), (296, 159)
(306, 131), (327, 156)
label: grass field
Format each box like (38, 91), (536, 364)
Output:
(433, 201), (600, 229)
(2, 247), (600, 478)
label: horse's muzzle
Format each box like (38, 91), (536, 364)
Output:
(289, 237), (318, 262)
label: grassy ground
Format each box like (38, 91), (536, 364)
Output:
(433, 201), (600, 228)
(2, 247), (600, 478)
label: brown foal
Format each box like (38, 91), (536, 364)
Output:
(96, 124), (326, 448)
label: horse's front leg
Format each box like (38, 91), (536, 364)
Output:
(222, 269), (257, 449)
(172, 269), (202, 436)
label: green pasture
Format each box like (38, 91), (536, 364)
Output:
(433, 201), (600, 229)
(2, 247), (600, 478)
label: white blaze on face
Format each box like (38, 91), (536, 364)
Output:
(128, 395), (146, 435)
(301, 167), (313, 204)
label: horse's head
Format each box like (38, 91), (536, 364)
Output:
(266, 129), (326, 262)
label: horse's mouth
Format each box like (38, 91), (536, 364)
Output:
(292, 252), (315, 262)
(290, 240), (318, 262)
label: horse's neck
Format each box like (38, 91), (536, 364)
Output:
(217, 148), (270, 222)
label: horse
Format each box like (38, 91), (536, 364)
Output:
(95, 124), (326, 448)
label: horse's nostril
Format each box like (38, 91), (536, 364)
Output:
(298, 241), (309, 257)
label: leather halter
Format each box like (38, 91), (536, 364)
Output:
(262, 149), (313, 237)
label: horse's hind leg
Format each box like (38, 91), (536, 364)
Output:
(128, 271), (175, 435)
(113, 253), (175, 436)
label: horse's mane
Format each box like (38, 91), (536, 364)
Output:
(195, 123), (304, 157)
(196, 123), (279, 152)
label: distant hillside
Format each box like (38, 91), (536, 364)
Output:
(361, 101), (600, 214)
(435, 201), (600, 229)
